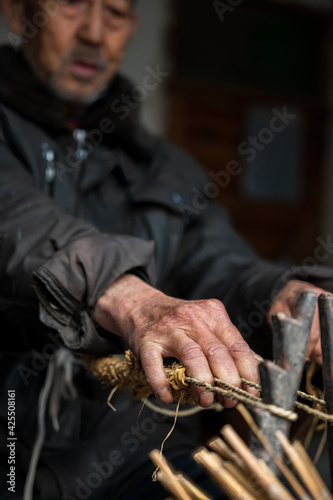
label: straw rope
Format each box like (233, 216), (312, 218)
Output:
(217, 377), (331, 422)
(185, 376), (298, 422)
(240, 378), (327, 408)
(83, 351), (332, 423)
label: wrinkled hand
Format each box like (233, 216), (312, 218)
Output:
(95, 274), (260, 408)
(268, 280), (325, 364)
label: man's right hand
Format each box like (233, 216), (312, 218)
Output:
(94, 274), (260, 408)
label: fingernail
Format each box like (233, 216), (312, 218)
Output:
(251, 350), (264, 363)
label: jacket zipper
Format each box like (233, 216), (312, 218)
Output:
(41, 130), (89, 191)
(42, 142), (56, 196)
(72, 129), (89, 214)
(72, 129), (89, 182)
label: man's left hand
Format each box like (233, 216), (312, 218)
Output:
(268, 279), (325, 364)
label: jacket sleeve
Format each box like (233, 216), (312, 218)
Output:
(0, 142), (156, 354)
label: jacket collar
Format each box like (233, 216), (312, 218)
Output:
(0, 46), (155, 161)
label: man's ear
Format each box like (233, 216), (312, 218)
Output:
(1, 0), (25, 35)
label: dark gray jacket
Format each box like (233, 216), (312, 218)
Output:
(0, 48), (295, 358)
(1, 46), (333, 500)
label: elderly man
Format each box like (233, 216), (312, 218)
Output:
(0, 1), (330, 499)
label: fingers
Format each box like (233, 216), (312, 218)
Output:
(140, 336), (249, 409)
(204, 301), (260, 401)
(198, 338), (241, 408)
(139, 339), (216, 407)
(177, 340), (215, 408)
(228, 341), (261, 392)
(137, 282), (327, 413)
(269, 281), (325, 364)
(208, 331), (260, 405)
(175, 301), (258, 408)
(271, 301), (322, 364)
(138, 300), (260, 409)
(139, 343), (174, 405)
(268, 299), (291, 328)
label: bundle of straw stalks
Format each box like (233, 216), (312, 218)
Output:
(150, 405), (332, 500)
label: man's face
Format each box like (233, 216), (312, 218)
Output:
(6, 0), (137, 104)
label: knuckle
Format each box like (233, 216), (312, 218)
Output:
(206, 298), (226, 313)
(173, 303), (203, 330)
(229, 341), (251, 359)
(179, 342), (203, 361)
(139, 341), (167, 365)
(173, 302), (194, 321)
(205, 341), (228, 360)
(210, 298), (224, 308)
(173, 300), (228, 330)
(138, 340), (157, 357)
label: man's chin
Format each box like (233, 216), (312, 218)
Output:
(48, 80), (108, 106)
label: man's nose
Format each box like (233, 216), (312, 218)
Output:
(78, 4), (104, 46)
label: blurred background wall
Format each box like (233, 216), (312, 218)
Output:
(0, 11), (6, 41)
(0, 0), (332, 267)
